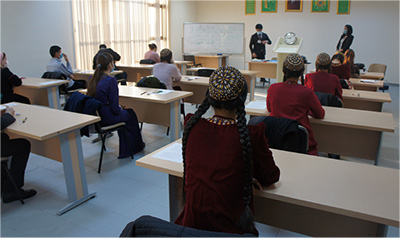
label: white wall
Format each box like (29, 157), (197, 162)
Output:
(1, 0), (75, 78)
(170, 0), (399, 84)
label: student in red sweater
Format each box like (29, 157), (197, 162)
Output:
(304, 52), (343, 101)
(267, 54), (325, 156)
(175, 66), (280, 236)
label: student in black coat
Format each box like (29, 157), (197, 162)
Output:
(336, 24), (354, 53)
(92, 44), (127, 85)
(249, 24), (272, 60)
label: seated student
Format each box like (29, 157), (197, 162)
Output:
(153, 48), (181, 90)
(1, 106), (36, 203)
(175, 66), (280, 236)
(46, 45), (86, 91)
(92, 44), (127, 85)
(344, 49), (360, 78)
(87, 52), (145, 158)
(144, 43), (160, 63)
(304, 52), (343, 101)
(1, 52), (30, 104)
(267, 54), (325, 156)
(331, 52), (353, 89)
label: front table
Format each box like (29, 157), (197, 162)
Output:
(3, 103), (100, 215)
(136, 140), (399, 237)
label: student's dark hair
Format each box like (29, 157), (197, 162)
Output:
(49, 45), (61, 57)
(2, 52), (6, 59)
(87, 52), (114, 97)
(148, 43), (157, 50)
(332, 52), (345, 63)
(283, 67), (304, 82)
(255, 23), (263, 30)
(99, 44), (107, 49)
(345, 24), (353, 35)
(182, 71), (255, 233)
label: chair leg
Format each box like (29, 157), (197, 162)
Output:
(98, 134), (107, 173)
(140, 122), (143, 131)
(166, 127), (170, 136)
(2, 163), (24, 204)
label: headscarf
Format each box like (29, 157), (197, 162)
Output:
(209, 66), (245, 102)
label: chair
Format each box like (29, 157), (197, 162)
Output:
(1, 157), (24, 204)
(63, 92), (132, 173)
(368, 63), (388, 92)
(94, 114), (132, 173)
(197, 69), (215, 77)
(120, 215), (253, 237)
(183, 55), (202, 68)
(314, 92), (343, 108)
(249, 116), (309, 154)
(41, 71), (79, 96)
(139, 59), (156, 64)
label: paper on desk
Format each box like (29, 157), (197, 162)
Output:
(38, 81), (58, 85)
(360, 79), (377, 83)
(148, 89), (172, 95)
(246, 100), (266, 109)
(4, 103), (18, 107)
(152, 143), (183, 163)
(0, 105), (6, 110)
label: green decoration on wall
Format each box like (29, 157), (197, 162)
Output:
(262, 0), (277, 13)
(337, 0), (350, 14)
(311, 0), (330, 12)
(246, 0), (256, 15)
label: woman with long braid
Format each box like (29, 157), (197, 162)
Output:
(175, 66), (280, 236)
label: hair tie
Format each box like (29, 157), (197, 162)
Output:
(97, 64), (101, 68)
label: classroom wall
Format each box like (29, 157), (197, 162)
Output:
(1, 1), (75, 78)
(170, 0), (399, 84)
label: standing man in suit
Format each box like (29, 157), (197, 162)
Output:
(249, 23), (272, 84)
(249, 23), (272, 60)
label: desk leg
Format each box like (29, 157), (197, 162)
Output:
(47, 87), (61, 109)
(181, 64), (187, 75)
(249, 75), (255, 101)
(57, 130), (96, 215)
(169, 101), (181, 143)
(374, 132), (383, 166)
(169, 175), (184, 222)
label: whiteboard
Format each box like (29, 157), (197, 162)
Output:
(183, 23), (244, 55)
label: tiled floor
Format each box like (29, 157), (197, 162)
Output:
(1, 82), (399, 237)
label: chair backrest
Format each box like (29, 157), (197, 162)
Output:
(248, 116), (308, 154)
(139, 59), (156, 64)
(314, 92), (343, 108)
(41, 71), (67, 79)
(120, 215), (250, 237)
(183, 55), (202, 67)
(368, 63), (387, 75)
(197, 69), (215, 77)
(136, 76), (167, 89)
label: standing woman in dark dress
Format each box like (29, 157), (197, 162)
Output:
(1, 52), (30, 104)
(87, 52), (145, 158)
(336, 24), (354, 53)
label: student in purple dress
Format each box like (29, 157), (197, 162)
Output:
(87, 52), (145, 158)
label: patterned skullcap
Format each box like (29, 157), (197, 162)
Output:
(209, 66), (245, 102)
(316, 53), (331, 66)
(160, 48), (172, 58)
(283, 53), (304, 71)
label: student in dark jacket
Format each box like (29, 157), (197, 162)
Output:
(92, 44), (127, 85)
(175, 66), (280, 236)
(336, 24), (354, 53)
(1, 106), (36, 203)
(0, 52), (30, 104)
(87, 52), (144, 158)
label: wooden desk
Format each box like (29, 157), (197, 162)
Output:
(245, 102), (395, 165)
(360, 72), (385, 80)
(350, 78), (384, 91)
(13, 78), (67, 109)
(136, 140), (399, 237)
(174, 60), (192, 75)
(73, 70), (123, 83)
(246, 61), (277, 79)
(175, 72), (257, 103)
(116, 65), (154, 83)
(117, 85), (193, 142)
(194, 55), (227, 68)
(3, 103), (100, 215)
(343, 89), (391, 111)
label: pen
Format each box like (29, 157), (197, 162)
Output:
(140, 91), (147, 95)
(22, 117), (28, 123)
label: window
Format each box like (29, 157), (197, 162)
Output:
(71, 0), (169, 70)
